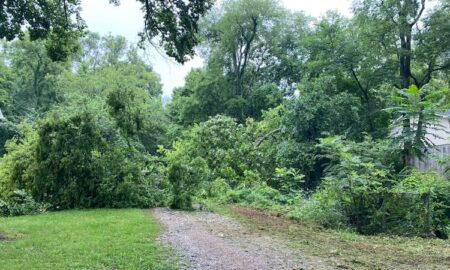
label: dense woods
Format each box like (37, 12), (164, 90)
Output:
(1, 0), (449, 239)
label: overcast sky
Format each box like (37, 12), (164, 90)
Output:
(81, 0), (353, 96)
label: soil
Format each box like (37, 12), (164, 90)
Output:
(0, 233), (11, 241)
(152, 208), (334, 270)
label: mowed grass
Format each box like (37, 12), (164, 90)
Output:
(0, 209), (176, 270)
(222, 205), (450, 270)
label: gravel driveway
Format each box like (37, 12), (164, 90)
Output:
(152, 208), (333, 270)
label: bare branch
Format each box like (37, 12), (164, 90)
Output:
(410, 0), (426, 27)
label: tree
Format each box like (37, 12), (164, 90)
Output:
(353, 0), (450, 163)
(0, 34), (170, 208)
(0, 0), (84, 61)
(168, 68), (231, 125)
(59, 34), (166, 153)
(0, 51), (15, 118)
(169, 0), (295, 122)
(203, 0), (284, 112)
(1, 0), (214, 62)
(5, 38), (67, 118)
(387, 83), (450, 158)
(294, 12), (396, 138)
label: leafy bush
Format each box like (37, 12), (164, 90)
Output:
(225, 183), (288, 212)
(295, 137), (450, 237)
(168, 157), (209, 209)
(0, 108), (167, 209)
(164, 115), (253, 207)
(0, 123), (38, 196)
(164, 114), (305, 209)
(0, 121), (18, 156)
(312, 137), (392, 230)
(0, 190), (49, 216)
(288, 194), (346, 229)
(392, 171), (450, 238)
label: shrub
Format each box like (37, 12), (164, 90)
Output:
(301, 137), (450, 237)
(0, 190), (49, 217)
(288, 194), (346, 229)
(227, 183), (292, 212)
(168, 157), (209, 210)
(0, 109), (167, 210)
(0, 121), (18, 156)
(392, 171), (450, 238)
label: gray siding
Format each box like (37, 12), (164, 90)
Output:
(410, 144), (450, 176)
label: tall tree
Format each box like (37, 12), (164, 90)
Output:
(353, 0), (450, 162)
(194, 0), (294, 121)
(203, 0), (281, 95)
(5, 38), (67, 118)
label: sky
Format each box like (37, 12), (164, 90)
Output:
(81, 0), (353, 97)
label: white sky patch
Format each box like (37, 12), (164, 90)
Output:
(282, 0), (352, 17)
(80, 0), (353, 97)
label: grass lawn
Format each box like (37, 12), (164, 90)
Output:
(0, 209), (176, 270)
(221, 205), (450, 270)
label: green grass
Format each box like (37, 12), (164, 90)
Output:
(0, 209), (176, 270)
(219, 205), (450, 270)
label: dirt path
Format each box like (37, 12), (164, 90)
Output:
(152, 208), (333, 270)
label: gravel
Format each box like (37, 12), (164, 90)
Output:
(152, 208), (333, 270)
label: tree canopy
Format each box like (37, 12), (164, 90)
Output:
(0, 0), (214, 62)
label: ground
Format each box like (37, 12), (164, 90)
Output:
(0, 209), (176, 270)
(153, 208), (330, 270)
(153, 206), (450, 270)
(1, 207), (449, 270)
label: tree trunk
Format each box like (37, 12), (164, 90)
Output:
(399, 5), (414, 166)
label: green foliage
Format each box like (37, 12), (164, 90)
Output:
(134, 0), (214, 63)
(165, 116), (244, 208)
(278, 76), (374, 188)
(1, 0), (213, 62)
(289, 137), (450, 237)
(1, 0), (449, 242)
(0, 123), (38, 196)
(230, 183), (287, 212)
(314, 137), (396, 232)
(168, 158), (209, 209)
(61, 35), (167, 153)
(394, 171), (450, 238)
(4, 38), (67, 118)
(166, 115), (253, 187)
(165, 113), (310, 212)
(0, 0), (84, 61)
(168, 69), (231, 125)
(32, 110), (104, 208)
(169, 0), (296, 123)
(0, 58), (14, 117)
(0, 190), (49, 217)
(0, 107), (166, 209)
(386, 83), (450, 157)
(288, 195), (346, 229)
(0, 122), (18, 156)
(284, 77), (363, 141)
(0, 40), (170, 209)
